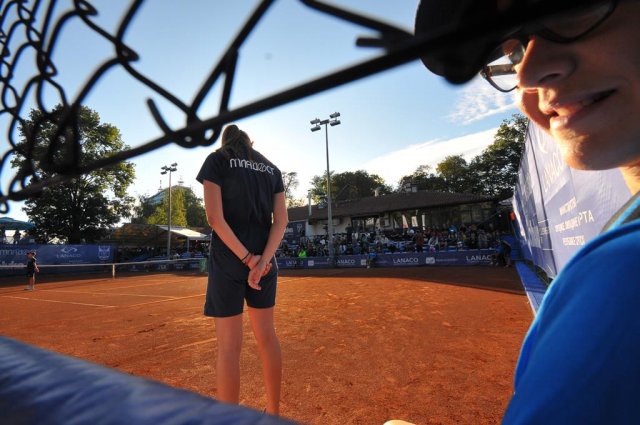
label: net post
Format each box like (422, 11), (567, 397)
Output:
(112, 264), (115, 279)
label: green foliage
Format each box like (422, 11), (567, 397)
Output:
(398, 114), (527, 198)
(397, 165), (447, 192)
(436, 155), (472, 193)
(135, 186), (206, 227)
(147, 187), (187, 227)
(282, 171), (303, 208)
(308, 170), (392, 203)
(468, 114), (527, 198)
(182, 187), (208, 227)
(11, 104), (136, 243)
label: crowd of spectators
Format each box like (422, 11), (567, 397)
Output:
(115, 241), (209, 263)
(0, 229), (33, 245)
(277, 224), (508, 259)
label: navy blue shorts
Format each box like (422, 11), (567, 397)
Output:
(204, 254), (278, 318)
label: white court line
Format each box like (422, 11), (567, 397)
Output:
(278, 276), (315, 283)
(102, 279), (201, 291)
(126, 293), (205, 308)
(171, 337), (216, 351)
(1, 295), (115, 308)
(44, 289), (175, 299)
(1, 277), (310, 309)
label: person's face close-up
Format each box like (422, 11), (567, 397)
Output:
(515, 0), (640, 172)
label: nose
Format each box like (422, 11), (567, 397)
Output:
(516, 35), (575, 90)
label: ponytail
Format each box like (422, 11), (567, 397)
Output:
(219, 124), (253, 160)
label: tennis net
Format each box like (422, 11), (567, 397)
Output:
(0, 258), (207, 278)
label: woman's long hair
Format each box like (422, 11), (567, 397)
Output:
(219, 124), (253, 160)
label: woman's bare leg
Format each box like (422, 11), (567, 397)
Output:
(248, 307), (281, 415)
(214, 314), (244, 404)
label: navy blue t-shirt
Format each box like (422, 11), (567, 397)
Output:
(196, 148), (284, 267)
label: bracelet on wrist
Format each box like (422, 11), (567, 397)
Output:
(240, 251), (250, 262)
(242, 253), (253, 265)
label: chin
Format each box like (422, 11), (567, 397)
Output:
(562, 149), (623, 171)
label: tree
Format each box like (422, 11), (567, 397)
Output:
(397, 165), (447, 192)
(11, 105), (135, 243)
(436, 155), (472, 193)
(147, 187), (188, 227)
(397, 114), (527, 198)
(282, 171), (305, 207)
(131, 195), (157, 225)
(308, 170), (391, 203)
(469, 114), (527, 198)
(132, 186), (207, 227)
(182, 187), (208, 227)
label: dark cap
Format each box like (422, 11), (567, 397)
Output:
(414, 0), (504, 84)
(414, 0), (601, 84)
(26, 251), (35, 255)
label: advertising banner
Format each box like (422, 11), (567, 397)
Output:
(335, 256), (368, 268)
(513, 123), (632, 277)
(525, 124), (631, 274)
(0, 244), (115, 265)
(276, 250), (496, 269)
(283, 220), (306, 241)
(119, 260), (201, 273)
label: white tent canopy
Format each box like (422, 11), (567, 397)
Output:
(156, 225), (209, 253)
(156, 226), (209, 241)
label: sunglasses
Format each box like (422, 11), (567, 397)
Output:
(480, 0), (618, 92)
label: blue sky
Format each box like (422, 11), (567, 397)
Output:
(1, 0), (519, 223)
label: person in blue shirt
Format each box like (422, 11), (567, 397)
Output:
(414, 0), (640, 423)
(197, 124), (288, 416)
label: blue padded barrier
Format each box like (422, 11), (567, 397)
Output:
(0, 336), (298, 425)
(514, 262), (548, 315)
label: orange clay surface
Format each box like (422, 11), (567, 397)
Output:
(0, 266), (532, 425)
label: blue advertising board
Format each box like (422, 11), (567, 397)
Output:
(276, 250), (495, 270)
(283, 220), (306, 242)
(513, 123), (632, 277)
(0, 244), (115, 266)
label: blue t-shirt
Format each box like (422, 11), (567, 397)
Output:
(503, 193), (640, 424)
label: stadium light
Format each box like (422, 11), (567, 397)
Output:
(309, 112), (341, 267)
(161, 163), (178, 260)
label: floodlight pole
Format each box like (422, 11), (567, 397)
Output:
(310, 112), (341, 267)
(161, 163), (178, 260)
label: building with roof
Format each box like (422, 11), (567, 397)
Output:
(285, 190), (505, 241)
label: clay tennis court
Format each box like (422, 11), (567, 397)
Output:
(0, 266), (532, 424)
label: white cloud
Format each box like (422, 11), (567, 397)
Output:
(448, 78), (518, 125)
(358, 127), (498, 187)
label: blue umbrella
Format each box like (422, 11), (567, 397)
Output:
(0, 217), (35, 231)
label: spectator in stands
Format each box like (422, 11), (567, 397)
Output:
(415, 0), (640, 423)
(477, 229), (488, 249)
(500, 239), (512, 267)
(13, 230), (21, 245)
(197, 124), (288, 416)
(415, 231), (424, 252)
(0, 226), (5, 244)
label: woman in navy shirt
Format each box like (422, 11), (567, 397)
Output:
(197, 124), (288, 415)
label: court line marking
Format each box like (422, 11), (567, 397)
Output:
(43, 289), (175, 299)
(1, 295), (115, 308)
(0, 276), (309, 308)
(278, 276), (315, 283)
(125, 293), (206, 308)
